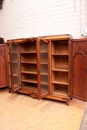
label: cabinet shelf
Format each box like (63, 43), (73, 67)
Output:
(52, 81), (68, 85)
(21, 61), (37, 64)
(22, 79), (37, 84)
(41, 72), (48, 75)
(12, 61), (18, 63)
(40, 51), (48, 53)
(14, 84), (19, 88)
(52, 69), (69, 72)
(21, 51), (36, 54)
(22, 86), (37, 91)
(12, 52), (17, 54)
(21, 71), (37, 75)
(52, 54), (68, 56)
(9, 74), (18, 77)
(53, 88), (68, 97)
(41, 82), (48, 85)
(13, 74), (18, 76)
(40, 62), (48, 65)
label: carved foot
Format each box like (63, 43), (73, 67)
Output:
(9, 88), (11, 93)
(30, 92), (38, 99)
(66, 99), (70, 106)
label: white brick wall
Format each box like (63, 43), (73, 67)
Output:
(0, 0), (87, 41)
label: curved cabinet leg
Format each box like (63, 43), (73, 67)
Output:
(66, 99), (70, 106)
(29, 92), (38, 99)
(9, 87), (11, 93)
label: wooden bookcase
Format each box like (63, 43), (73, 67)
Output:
(6, 38), (38, 98)
(6, 35), (72, 105)
(40, 35), (73, 105)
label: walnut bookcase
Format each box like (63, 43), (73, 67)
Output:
(6, 35), (72, 105)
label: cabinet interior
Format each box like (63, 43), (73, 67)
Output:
(20, 40), (38, 90)
(51, 40), (69, 96)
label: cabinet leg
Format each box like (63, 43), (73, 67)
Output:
(29, 92), (38, 99)
(66, 99), (69, 106)
(9, 88), (11, 93)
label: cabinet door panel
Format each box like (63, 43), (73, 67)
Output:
(40, 41), (49, 96)
(0, 45), (8, 88)
(37, 40), (49, 99)
(11, 43), (21, 92)
(73, 40), (87, 101)
(73, 53), (86, 100)
(0, 52), (6, 87)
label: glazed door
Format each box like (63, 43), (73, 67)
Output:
(10, 43), (21, 92)
(37, 40), (50, 99)
(73, 40), (87, 101)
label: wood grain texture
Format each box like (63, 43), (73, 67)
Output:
(0, 44), (8, 88)
(72, 39), (87, 101)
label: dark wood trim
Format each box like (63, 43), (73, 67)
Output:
(48, 41), (52, 94)
(36, 38), (41, 100)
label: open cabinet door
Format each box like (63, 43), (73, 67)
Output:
(10, 43), (21, 93)
(0, 44), (8, 88)
(72, 39), (87, 101)
(37, 39), (50, 99)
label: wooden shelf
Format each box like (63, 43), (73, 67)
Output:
(40, 62), (48, 65)
(52, 69), (69, 72)
(52, 54), (68, 56)
(22, 79), (37, 84)
(22, 86), (37, 91)
(41, 72), (48, 75)
(41, 82), (48, 85)
(21, 51), (36, 54)
(52, 81), (68, 85)
(53, 88), (68, 97)
(12, 61), (18, 63)
(12, 52), (17, 54)
(21, 61), (37, 64)
(40, 51), (48, 53)
(41, 88), (48, 93)
(21, 71), (37, 75)
(13, 74), (18, 76)
(14, 84), (19, 88)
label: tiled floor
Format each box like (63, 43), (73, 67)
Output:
(79, 103), (87, 130)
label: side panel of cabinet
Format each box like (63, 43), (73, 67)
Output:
(0, 44), (8, 88)
(73, 40), (87, 101)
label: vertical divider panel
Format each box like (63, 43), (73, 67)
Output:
(48, 41), (52, 94)
(9, 42), (14, 93)
(36, 38), (41, 99)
